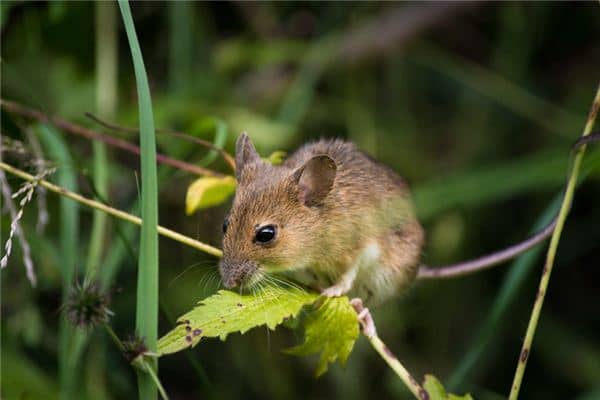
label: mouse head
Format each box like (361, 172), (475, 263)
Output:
(219, 133), (336, 289)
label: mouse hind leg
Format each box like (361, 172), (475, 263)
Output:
(354, 221), (424, 305)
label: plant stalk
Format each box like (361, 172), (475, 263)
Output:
(368, 334), (427, 400)
(508, 83), (600, 399)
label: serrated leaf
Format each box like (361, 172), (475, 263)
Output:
(185, 175), (236, 215)
(285, 296), (359, 377)
(423, 375), (474, 400)
(264, 150), (287, 165)
(158, 286), (318, 355)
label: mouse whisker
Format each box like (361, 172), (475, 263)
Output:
(167, 262), (214, 288)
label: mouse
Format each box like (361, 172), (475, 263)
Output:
(220, 133), (424, 305)
(219, 131), (598, 305)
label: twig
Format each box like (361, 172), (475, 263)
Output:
(0, 98), (223, 177)
(0, 161), (223, 258)
(368, 335), (428, 400)
(351, 298), (428, 400)
(84, 112), (236, 170)
(509, 84), (600, 399)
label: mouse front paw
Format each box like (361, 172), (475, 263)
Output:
(321, 284), (348, 298)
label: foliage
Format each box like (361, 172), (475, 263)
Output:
(158, 286), (318, 353)
(285, 296), (359, 377)
(185, 175), (237, 215)
(1, 2), (599, 400)
(264, 150), (287, 166)
(423, 375), (473, 400)
(158, 287), (360, 378)
(118, 1), (160, 398)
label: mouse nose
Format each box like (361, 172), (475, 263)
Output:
(219, 260), (257, 289)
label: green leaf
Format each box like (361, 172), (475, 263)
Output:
(158, 286), (318, 355)
(263, 150), (287, 165)
(285, 296), (359, 377)
(185, 175), (237, 215)
(193, 117), (228, 167)
(423, 375), (474, 400)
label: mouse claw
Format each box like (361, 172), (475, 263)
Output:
(350, 297), (376, 338)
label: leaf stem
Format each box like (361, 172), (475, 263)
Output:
(104, 324), (125, 352)
(367, 334), (427, 400)
(0, 161), (223, 258)
(141, 359), (170, 400)
(352, 299), (427, 399)
(508, 83), (600, 399)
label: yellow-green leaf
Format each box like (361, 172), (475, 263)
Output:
(285, 296), (359, 377)
(185, 175), (236, 215)
(423, 375), (474, 400)
(264, 150), (287, 165)
(157, 286), (318, 355)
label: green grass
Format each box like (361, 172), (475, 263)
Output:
(118, 1), (160, 398)
(86, 1), (117, 281)
(36, 124), (80, 399)
(1, 4), (599, 399)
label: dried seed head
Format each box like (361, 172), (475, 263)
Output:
(64, 280), (112, 329)
(122, 334), (149, 364)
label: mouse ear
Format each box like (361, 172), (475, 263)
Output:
(291, 155), (337, 206)
(235, 132), (261, 180)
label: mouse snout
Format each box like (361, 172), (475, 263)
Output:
(219, 259), (258, 289)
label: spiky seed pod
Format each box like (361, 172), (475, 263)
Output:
(122, 334), (149, 365)
(64, 280), (112, 329)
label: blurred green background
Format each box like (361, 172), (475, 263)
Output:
(1, 2), (599, 399)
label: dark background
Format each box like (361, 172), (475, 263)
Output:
(1, 2), (599, 399)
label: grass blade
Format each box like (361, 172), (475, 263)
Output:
(86, 0), (118, 280)
(118, 1), (160, 399)
(36, 124), (79, 399)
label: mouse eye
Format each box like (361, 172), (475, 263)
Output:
(254, 225), (276, 244)
(222, 218), (229, 234)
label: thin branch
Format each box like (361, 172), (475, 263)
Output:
(84, 112), (236, 170)
(509, 83), (600, 399)
(0, 161), (223, 258)
(368, 335), (428, 400)
(0, 98), (224, 177)
(351, 299), (428, 400)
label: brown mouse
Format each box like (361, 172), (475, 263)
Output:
(219, 131), (600, 304)
(220, 133), (424, 305)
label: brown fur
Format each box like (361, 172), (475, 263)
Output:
(220, 134), (424, 305)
